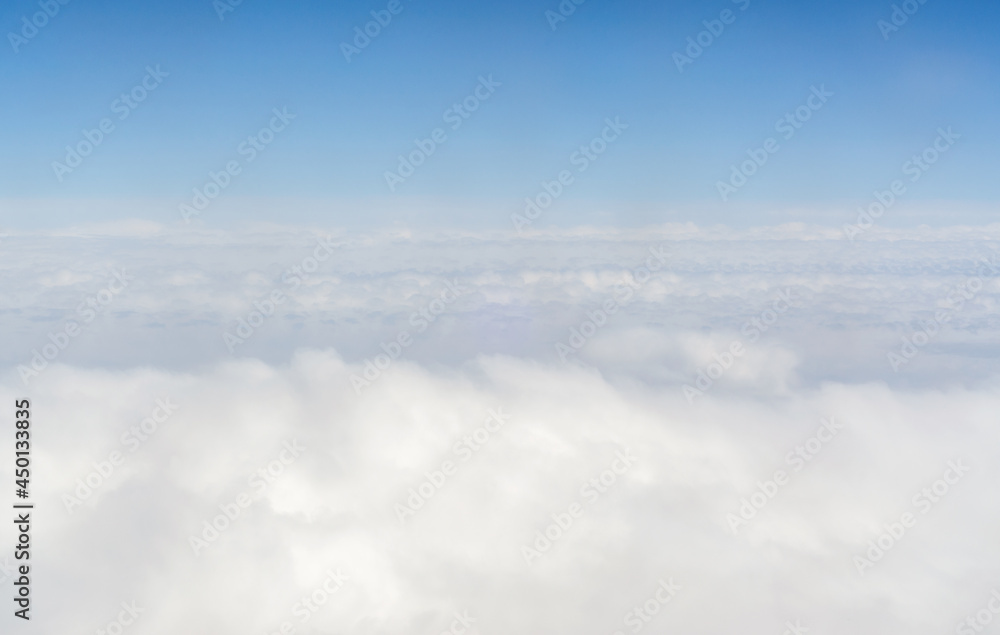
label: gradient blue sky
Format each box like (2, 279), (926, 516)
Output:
(1, 0), (997, 229)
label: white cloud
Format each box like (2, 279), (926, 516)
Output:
(1, 222), (998, 390)
(1, 221), (998, 632)
(1, 350), (998, 633)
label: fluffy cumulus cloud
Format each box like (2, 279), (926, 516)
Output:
(1, 223), (999, 633)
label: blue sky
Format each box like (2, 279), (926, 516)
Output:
(1, 0), (997, 229)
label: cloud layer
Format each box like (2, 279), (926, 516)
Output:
(1, 222), (998, 633)
(3, 222), (1000, 390)
(2, 349), (999, 634)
